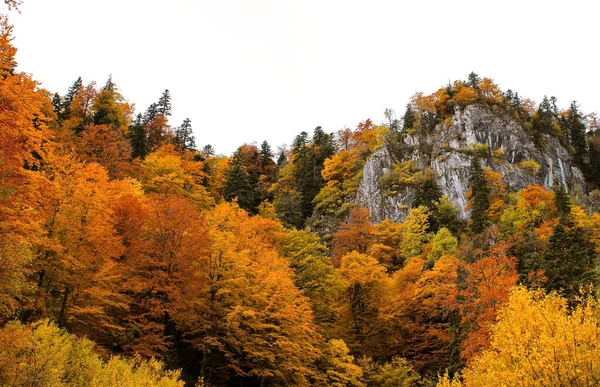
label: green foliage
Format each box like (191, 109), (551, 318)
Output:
(542, 224), (597, 300)
(467, 158), (490, 234)
(429, 227), (458, 265)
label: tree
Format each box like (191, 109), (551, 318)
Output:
(173, 203), (322, 386)
(129, 113), (147, 159)
(173, 118), (196, 152)
(223, 147), (256, 213)
(318, 339), (364, 386)
(542, 223), (597, 300)
(0, 15), (51, 319)
(92, 75), (131, 130)
(438, 287), (600, 387)
(466, 158), (489, 234)
(561, 101), (589, 171)
(0, 320), (184, 386)
(331, 207), (374, 266)
(157, 89), (172, 116)
(336, 251), (389, 356)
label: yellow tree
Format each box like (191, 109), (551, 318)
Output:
(438, 287), (600, 387)
(35, 154), (128, 346)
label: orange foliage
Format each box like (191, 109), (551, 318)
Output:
(457, 241), (518, 362)
(331, 207), (374, 266)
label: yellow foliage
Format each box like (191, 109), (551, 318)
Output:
(0, 320), (183, 386)
(439, 287), (600, 387)
(400, 206), (430, 258)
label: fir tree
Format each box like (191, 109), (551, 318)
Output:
(52, 92), (62, 120)
(554, 185), (572, 224)
(543, 224), (597, 300)
(157, 89), (172, 116)
(224, 148), (257, 213)
(60, 76), (82, 122)
(128, 113), (147, 159)
(467, 158), (489, 234)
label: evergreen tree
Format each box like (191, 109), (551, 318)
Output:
(413, 177), (442, 232)
(173, 118), (195, 152)
(51, 92), (62, 120)
(542, 224), (597, 299)
(60, 76), (82, 122)
(292, 127), (335, 221)
(403, 103), (416, 131)
(467, 158), (489, 234)
(554, 185), (572, 224)
(202, 144), (215, 157)
(157, 89), (172, 116)
(128, 113), (147, 159)
(467, 71), (481, 89)
(223, 148), (256, 213)
(561, 101), (589, 170)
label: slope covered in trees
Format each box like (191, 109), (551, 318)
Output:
(1, 6), (600, 386)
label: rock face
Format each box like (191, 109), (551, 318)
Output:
(356, 105), (586, 223)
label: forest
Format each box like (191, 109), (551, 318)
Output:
(2, 3), (600, 387)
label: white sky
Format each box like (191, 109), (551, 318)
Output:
(7, 0), (600, 155)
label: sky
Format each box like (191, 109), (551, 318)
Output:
(6, 0), (600, 155)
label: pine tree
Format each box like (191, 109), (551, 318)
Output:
(467, 158), (489, 234)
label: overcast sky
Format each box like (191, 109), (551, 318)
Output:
(7, 0), (600, 155)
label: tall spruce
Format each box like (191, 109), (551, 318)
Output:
(467, 158), (489, 234)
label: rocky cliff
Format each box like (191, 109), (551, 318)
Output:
(356, 105), (586, 223)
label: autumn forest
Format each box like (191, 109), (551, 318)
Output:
(2, 4), (600, 387)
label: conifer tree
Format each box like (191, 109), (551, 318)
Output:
(554, 185), (572, 223)
(223, 149), (256, 213)
(128, 113), (147, 159)
(173, 118), (195, 152)
(60, 76), (82, 122)
(157, 89), (172, 116)
(202, 144), (215, 157)
(467, 158), (490, 234)
(543, 224), (597, 299)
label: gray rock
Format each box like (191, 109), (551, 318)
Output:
(356, 105), (585, 223)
